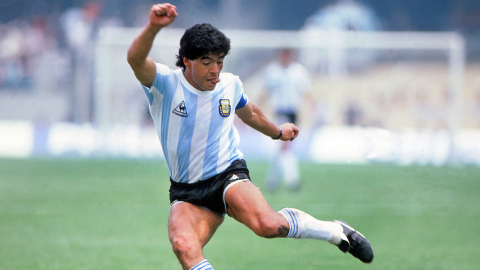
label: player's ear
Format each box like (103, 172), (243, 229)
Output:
(183, 57), (191, 68)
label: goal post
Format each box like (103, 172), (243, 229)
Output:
(95, 27), (465, 128)
(94, 27), (466, 163)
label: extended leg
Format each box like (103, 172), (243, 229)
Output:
(224, 181), (373, 263)
(225, 180), (290, 238)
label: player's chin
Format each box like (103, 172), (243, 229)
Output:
(204, 82), (217, 91)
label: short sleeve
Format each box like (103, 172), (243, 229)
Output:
(232, 75), (248, 110)
(235, 93), (248, 110)
(141, 63), (172, 106)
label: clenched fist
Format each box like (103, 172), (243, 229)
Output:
(149, 3), (178, 28)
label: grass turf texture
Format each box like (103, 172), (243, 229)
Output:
(1, 158), (479, 269)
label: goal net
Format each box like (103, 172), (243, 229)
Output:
(94, 27), (470, 165)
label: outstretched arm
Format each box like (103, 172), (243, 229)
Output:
(127, 3), (177, 87)
(236, 102), (299, 141)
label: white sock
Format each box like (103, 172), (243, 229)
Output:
(281, 150), (300, 189)
(278, 208), (344, 245)
(190, 259), (213, 270)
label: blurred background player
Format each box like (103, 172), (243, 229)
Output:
(261, 48), (312, 191)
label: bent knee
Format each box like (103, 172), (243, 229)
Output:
(171, 234), (200, 258)
(252, 217), (286, 238)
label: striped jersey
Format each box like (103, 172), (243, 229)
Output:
(263, 62), (311, 113)
(142, 63), (248, 184)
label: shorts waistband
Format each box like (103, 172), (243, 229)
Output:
(170, 159), (249, 187)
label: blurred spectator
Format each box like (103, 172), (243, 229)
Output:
(26, 16), (66, 95)
(260, 48), (312, 192)
(60, 1), (102, 122)
(0, 16), (60, 90)
(60, 1), (101, 53)
(0, 21), (31, 88)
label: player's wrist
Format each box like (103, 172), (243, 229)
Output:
(272, 128), (282, 140)
(147, 23), (163, 33)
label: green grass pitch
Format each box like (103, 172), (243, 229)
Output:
(1, 158), (479, 269)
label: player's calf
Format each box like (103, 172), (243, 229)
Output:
(278, 208), (344, 243)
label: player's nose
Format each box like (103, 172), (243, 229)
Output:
(210, 63), (220, 73)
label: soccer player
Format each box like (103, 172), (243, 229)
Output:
(261, 48), (312, 192)
(127, 3), (373, 269)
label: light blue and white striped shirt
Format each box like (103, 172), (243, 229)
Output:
(142, 63), (248, 184)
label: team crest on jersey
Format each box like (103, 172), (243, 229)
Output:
(173, 101), (188, 117)
(219, 99), (231, 117)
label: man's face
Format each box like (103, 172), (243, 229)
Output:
(183, 54), (224, 91)
(280, 49), (293, 68)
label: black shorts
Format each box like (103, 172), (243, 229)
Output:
(276, 111), (297, 125)
(169, 159), (251, 216)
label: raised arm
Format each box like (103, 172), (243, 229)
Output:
(236, 101), (299, 141)
(127, 3), (178, 87)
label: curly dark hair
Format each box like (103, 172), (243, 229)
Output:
(175, 23), (231, 70)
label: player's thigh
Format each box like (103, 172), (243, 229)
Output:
(224, 181), (282, 228)
(168, 202), (224, 247)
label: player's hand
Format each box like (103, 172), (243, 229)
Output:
(149, 3), (178, 28)
(278, 123), (299, 141)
